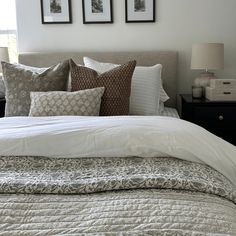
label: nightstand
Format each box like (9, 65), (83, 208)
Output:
(0, 97), (5, 118)
(180, 94), (236, 146)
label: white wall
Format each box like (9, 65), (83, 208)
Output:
(16, 0), (236, 93)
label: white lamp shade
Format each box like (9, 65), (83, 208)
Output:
(0, 47), (9, 73)
(191, 43), (224, 70)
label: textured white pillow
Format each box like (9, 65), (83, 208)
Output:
(84, 57), (164, 115)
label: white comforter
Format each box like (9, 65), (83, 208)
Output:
(0, 116), (236, 186)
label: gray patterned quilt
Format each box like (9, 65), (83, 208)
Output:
(0, 156), (236, 235)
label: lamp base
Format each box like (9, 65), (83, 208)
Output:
(194, 72), (216, 97)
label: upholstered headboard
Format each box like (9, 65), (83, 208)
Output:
(19, 51), (178, 108)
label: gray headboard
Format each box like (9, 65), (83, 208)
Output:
(19, 51), (178, 108)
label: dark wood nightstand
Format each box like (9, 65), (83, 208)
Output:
(180, 94), (236, 146)
(0, 97), (5, 118)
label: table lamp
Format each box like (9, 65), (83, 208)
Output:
(191, 43), (224, 92)
(0, 47), (9, 74)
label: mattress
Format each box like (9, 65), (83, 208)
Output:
(160, 107), (180, 118)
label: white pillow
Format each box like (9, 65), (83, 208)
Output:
(84, 57), (164, 115)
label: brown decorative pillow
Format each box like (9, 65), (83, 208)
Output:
(70, 59), (136, 116)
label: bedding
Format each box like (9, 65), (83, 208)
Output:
(0, 116), (236, 185)
(1, 61), (70, 117)
(29, 88), (105, 116)
(1, 190), (235, 235)
(70, 60), (136, 116)
(0, 116), (235, 234)
(0, 156), (235, 235)
(160, 107), (180, 118)
(84, 57), (164, 115)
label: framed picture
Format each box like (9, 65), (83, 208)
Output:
(41, 0), (72, 24)
(82, 0), (113, 24)
(125, 0), (155, 23)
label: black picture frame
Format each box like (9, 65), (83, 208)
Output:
(41, 0), (72, 24)
(82, 0), (113, 24)
(125, 0), (155, 23)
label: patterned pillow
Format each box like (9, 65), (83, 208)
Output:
(29, 87), (105, 117)
(1, 61), (70, 116)
(70, 59), (136, 116)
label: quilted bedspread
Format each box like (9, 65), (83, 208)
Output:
(0, 156), (235, 235)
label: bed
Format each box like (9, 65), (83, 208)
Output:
(0, 51), (235, 235)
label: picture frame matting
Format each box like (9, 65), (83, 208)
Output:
(82, 0), (113, 24)
(125, 0), (155, 23)
(41, 0), (72, 24)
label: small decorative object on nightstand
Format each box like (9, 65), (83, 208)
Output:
(192, 86), (203, 99)
(191, 43), (224, 95)
(180, 94), (236, 146)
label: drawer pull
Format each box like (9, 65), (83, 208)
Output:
(219, 115), (224, 121)
(223, 82), (231, 85)
(224, 92), (231, 95)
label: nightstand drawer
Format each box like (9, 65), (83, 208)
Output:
(194, 106), (236, 126)
(181, 94), (236, 146)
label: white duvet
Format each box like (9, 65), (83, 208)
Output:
(0, 116), (236, 186)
